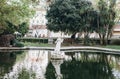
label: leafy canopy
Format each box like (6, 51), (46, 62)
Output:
(0, 0), (38, 34)
(97, 0), (116, 36)
(46, 0), (94, 34)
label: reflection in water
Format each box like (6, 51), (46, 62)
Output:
(0, 50), (120, 79)
(0, 51), (22, 78)
(18, 68), (36, 79)
(1, 50), (48, 79)
(45, 61), (56, 79)
(51, 59), (63, 79)
(61, 52), (115, 79)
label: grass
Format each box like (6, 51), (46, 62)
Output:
(23, 42), (55, 47)
(22, 42), (120, 50)
(102, 45), (120, 50)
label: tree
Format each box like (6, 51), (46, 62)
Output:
(2, 21), (17, 35)
(17, 22), (29, 36)
(96, 0), (116, 45)
(0, 21), (28, 37)
(0, 0), (38, 35)
(0, 0), (40, 47)
(80, 10), (98, 45)
(46, 0), (94, 39)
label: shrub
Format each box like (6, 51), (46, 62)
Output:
(14, 40), (24, 47)
(18, 38), (48, 43)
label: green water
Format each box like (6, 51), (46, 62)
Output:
(0, 50), (120, 79)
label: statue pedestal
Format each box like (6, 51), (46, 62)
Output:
(51, 37), (64, 59)
(51, 52), (64, 60)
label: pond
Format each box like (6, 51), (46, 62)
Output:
(0, 50), (120, 79)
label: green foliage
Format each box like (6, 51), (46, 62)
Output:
(3, 21), (28, 36)
(18, 38), (48, 43)
(3, 21), (17, 34)
(17, 22), (29, 36)
(96, 0), (116, 45)
(46, 0), (94, 34)
(46, 0), (98, 45)
(14, 40), (24, 47)
(0, 0), (35, 34)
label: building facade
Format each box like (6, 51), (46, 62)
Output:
(26, 0), (48, 38)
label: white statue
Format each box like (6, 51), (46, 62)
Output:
(54, 37), (63, 53)
(51, 37), (64, 59)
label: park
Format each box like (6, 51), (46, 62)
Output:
(0, 0), (120, 79)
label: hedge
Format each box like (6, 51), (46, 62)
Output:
(17, 37), (49, 43)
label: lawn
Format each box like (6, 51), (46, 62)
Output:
(102, 45), (120, 50)
(23, 42), (120, 50)
(23, 42), (55, 47)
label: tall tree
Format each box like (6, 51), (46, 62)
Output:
(0, 0), (38, 35)
(80, 10), (97, 45)
(96, 0), (116, 45)
(46, 0), (94, 38)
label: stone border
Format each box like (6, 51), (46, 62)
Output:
(0, 46), (120, 54)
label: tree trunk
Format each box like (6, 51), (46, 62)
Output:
(71, 33), (76, 44)
(83, 32), (89, 45)
(71, 33), (76, 39)
(99, 34), (106, 45)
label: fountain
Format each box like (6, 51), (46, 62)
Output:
(50, 37), (64, 79)
(51, 37), (64, 59)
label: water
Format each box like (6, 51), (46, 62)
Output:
(0, 50), (120, 79)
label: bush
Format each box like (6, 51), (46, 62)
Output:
(14, 40), (24, 47)
(18, 38), (48, 43)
